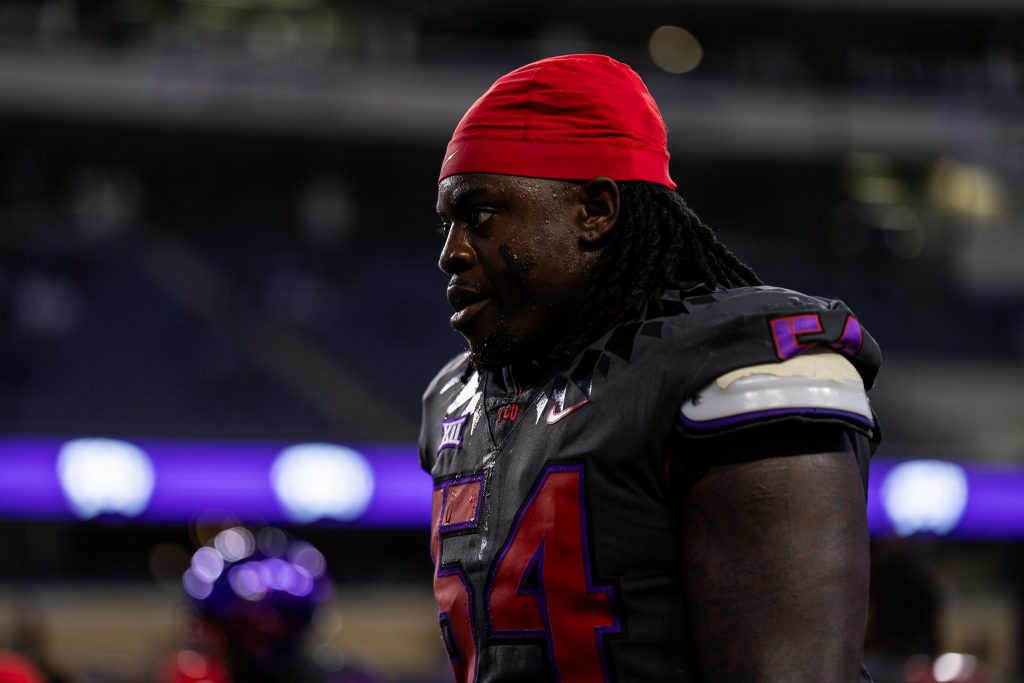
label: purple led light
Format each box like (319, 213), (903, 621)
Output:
(0, 440), (76, 520)
(264, 558), (293, 592)
(867, 458), (1024, 539)
(2, 436), (1024, 539)
(229, 563), (267, 600)
(953, 466), (1024, 539)
(215, 528), (256, 561)
(183, 569), (214, 600)
(290, 543), (327, 578)
(191, 547), (224, 582)
(290, 566), (315, 597)
(0, 436), (431, 527)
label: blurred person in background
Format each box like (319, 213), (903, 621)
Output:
(0, 650), (45, 683)
(421, 54), (881, 682)
(863, 549), (943, 683)
(6, 615), (75, 683)
(862, 549), (989, 683)
(162, 528), (379, 683)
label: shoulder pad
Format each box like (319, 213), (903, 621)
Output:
(679, 350), (874, 432)
(656, 285), (881, 393)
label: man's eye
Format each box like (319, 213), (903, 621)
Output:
(468, 209), (493, 227)
(438, 219), (452, 237)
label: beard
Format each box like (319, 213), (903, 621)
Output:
(465, 308), (588, 374)
(467, 316), (519, 372)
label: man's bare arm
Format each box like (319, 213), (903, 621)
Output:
(681, 424), (870, 682)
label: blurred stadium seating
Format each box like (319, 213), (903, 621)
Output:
(0, 1), (1022, 681)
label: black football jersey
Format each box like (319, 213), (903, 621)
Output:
(419, 284), (881, 683)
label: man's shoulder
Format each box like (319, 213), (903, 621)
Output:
(645, 284), (857, 348)
(657, 284), (849, 322)
(645, 285), (881, 451)
(634, 283), (881, 392)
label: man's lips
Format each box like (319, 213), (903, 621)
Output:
(447, 284), (491, 330)
(450, 298), (490, 329)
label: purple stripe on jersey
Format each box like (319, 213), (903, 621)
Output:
(679, 407), (875, 431)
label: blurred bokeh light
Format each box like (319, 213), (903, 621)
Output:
(648, 25), (703, 74)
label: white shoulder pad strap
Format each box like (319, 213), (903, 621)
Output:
(680, 350), (873, 432)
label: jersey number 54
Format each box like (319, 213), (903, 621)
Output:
(432, 464), (620, 683)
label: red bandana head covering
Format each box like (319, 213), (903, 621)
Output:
(439, 54), (676, 189)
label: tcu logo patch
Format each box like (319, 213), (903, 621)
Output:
(438, 414), (469, 454)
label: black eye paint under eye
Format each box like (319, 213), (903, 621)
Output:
(499, 243), (537, 291)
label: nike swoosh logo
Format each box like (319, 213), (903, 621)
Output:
(546, 399), (590, 425)
(444, 150), (459, 166)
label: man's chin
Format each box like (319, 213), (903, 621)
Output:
(467, 329), (519, 372)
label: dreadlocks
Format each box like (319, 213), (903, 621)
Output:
(544, 181), (762, 365)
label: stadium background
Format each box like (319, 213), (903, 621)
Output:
(0, 0), (1022, 681)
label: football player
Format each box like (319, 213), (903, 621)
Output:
(421, 54), (881, 682)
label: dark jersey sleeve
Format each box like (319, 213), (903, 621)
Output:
(658, 286), (882, 494)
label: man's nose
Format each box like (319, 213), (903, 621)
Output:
(439, 225), (475, 274)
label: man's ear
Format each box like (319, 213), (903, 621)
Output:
(576, 177), (619, 247)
